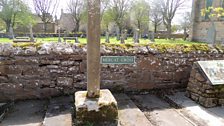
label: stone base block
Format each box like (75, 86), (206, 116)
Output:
(75, 89), (118, 124)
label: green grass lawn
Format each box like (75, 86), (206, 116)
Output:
(0, 37), (206, 45)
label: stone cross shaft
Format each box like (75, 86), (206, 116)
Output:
(87, 0), (101, 98)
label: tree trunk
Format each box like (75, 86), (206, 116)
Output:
(137, 20), (141, 39)
(44, 22), (47, 33)
(154, 23), (157, 33)
(167, 22), (172, 39)
(75, 20), (80, 32)
(183, 28), (187, 41)
(5, 21), (11, 33)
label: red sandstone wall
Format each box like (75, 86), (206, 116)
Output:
(0, 43), (224, 101)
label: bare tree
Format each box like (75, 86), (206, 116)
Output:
(67, 0), (86, 32)
(33, 0), (59, 33)
(150, 3), (163, 33)
(109, 0), (132, 42)
(101, 0), (110, 21)
(157, 0), (185, 39)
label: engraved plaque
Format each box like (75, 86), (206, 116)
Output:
(198, 60), (224, 85)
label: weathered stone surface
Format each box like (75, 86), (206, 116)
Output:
(114, 94), (153, 126)
(75, 89), (118, 124)
(57, 77), (73, 87)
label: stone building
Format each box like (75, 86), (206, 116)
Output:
(59, 9), (76, 33)
(189, 0), (224, 43)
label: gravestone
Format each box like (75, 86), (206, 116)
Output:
(124, 29), (128, 40)
(134, 29), (140, 43)
(29, 24), (34, 42)
(120, 30), (125, 44)
(58, 26), (61, 43)
(207, 22), (216, 44)
(64, 30), (68, 37)
(75, 37), (79, 43)
(105, 31), (110, 43)
(149, 32), (155, 42)
(187, 60), (224, 107)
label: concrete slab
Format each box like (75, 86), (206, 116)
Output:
(0, 100), (47, 126)
(43, 96), (73, 126)
(165, 92), (224, 126)
(132, 94), (195, 126)
(114, 94), (152, 126)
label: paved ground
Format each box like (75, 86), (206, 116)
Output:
(114, 94), (153, 126)
(0, 92), (224, 126)
(131, 94), (195, 126)
(1, 100), (47, 126)
(165, 92), (224, 126)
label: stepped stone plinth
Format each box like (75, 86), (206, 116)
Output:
(75, 89), (118, 124)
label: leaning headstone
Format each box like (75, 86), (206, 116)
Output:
(187, 60), (224, 108)
(207, 22), (216, 44)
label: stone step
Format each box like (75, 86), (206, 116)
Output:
(131, 94), (195, 126)
(0, 100), (47, 126)
(42, 96), (73, 126)
(114, 94), (153, 126)
(165, 91), (224, 126)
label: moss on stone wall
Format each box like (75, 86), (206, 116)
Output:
(6, 42), (221, 54)
(12, 42), (43, 49)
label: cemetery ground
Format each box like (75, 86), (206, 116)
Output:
(0, 37), (205, 45)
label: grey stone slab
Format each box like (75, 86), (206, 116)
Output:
(132, 94), (194, 126)
(114, 94), (152, 126)
(0, 100), (47, 126)
(43, 96), (73, 126)
(165, 92), (224, 126)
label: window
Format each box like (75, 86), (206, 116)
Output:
(205, 0), (213, 19)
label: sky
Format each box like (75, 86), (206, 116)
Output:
(24, 0), (193, 25)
